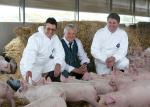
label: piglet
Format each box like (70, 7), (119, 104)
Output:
(0, 81), (15, 107)
(99, 80), (150, 107)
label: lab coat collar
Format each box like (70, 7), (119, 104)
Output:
(38, 26), (56, 39)
(105, 25), (119, 34)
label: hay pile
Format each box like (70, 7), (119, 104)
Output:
(125, 25), (141, 55)
(29, 23), (43, 34)
(1, 97), (29, 107)
(137, 22), (150, 49)
(4, 26), (31, 78)
(4, 24), (43, 63)
(5, 27), (31, 62)
(5, 37), (26, 63)
(126, 22), (150, 55)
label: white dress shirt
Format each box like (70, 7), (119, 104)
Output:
(20, 26), (65, 81)
(63, 37), (90, 72)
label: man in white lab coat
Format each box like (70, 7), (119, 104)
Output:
(91, 13), (129, 75)
(61, 24), (91, 79)
(19, 17), (65, 83)
(7, 18), (65, 91)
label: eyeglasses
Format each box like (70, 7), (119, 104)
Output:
(46, 27), (56, 32)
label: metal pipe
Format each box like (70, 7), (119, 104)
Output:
(75, 0), (79, 21)
(131, 0), (136, 23)
(147, 0), (149, 16)
(129, 0), (132, 13)
(19, 0), (25, 25)
(109, 0), (112, 13)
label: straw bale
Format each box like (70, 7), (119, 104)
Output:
(124, 23), (150, 54)
(29, 23), (43, 34)
(0, 74), (18, 81)
(1, 96), (29, 107)
(4, 37), (25, 78)
(125, 27), (141, 55)
(139, 35), (150, 49)
(136, 22), (150, 50)
(13, 26), (31, 44)
(13, 26), (31, 38)
(4, 37), (25, 63)
(137, 22), (150, 35)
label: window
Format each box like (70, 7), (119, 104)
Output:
(79, 12), (108, 22)
(135, 16), (150, 23)
(0, 4), (149, 23)
(0, 5), (19, 22)
(25, 8), (75, 22)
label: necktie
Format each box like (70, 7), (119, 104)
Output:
(69, 42), (72, 51)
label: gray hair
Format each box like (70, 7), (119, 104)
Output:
(64, 23), (77, 34)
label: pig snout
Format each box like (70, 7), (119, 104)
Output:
(99, 95), (116, 107)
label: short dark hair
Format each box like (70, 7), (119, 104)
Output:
(45, 17), (57, 28)
(107, 13), (120, 23)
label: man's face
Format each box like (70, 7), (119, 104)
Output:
(107, 18), (119, 33)
(44, 23), (56, 38)
(65, 28), (76, 42)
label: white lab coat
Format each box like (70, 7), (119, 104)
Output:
(20, 26), (65, 81)
(91, 25), (129, 74)
(63, 37), (90, 72)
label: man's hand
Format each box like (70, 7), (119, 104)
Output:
(106, 56), (116, 68)
(72, 68), (83, 74)
(26, 71), (32, 83)
(79, 64), (88, 74)
(20, 71), (32, 91)
(20, 79), (28, 91)
(54, 64), (61, 77)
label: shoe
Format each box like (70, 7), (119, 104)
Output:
(46, 71), (61, 82)
(62, 70), (69, 78)
(120, 69), (124, 72)
(7, 78), (21, 91)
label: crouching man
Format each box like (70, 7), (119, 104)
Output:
(61, 24), (93, 79)
(7, 17), (65, 90)
(91, 13), (129, 75)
